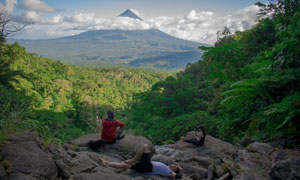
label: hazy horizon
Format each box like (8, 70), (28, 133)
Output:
(1, 0), (269, 44)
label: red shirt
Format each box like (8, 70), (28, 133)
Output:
(101, 119), (124, 142)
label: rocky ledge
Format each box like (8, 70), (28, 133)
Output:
(0, 131), (299, 180)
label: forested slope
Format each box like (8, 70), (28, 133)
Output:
(1, 0), (299, 149)
(129, 0), (300, 147)
(0, 42), (168, 143)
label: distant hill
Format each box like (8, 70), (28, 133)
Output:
(129, 51), (202, 69)
(11, 28), (208, 70)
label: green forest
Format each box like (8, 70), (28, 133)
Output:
(1, 0), (300, 149)
(129, 0), (300, 146)
(0, 41), (168, 144)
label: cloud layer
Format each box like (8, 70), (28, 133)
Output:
(2, 0), (261, 44)
(19, 0), (56, 12)
(0, 0), (18, 13)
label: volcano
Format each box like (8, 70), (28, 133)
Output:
(119, 9), (143, 21)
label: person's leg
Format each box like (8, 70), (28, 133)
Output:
(99, 157), (131, 169)
(184, 139), (200, 146)
(125, 144), (151, 165)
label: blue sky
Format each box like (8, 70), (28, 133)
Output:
(41, 0), (268, 17)
(0, 0), (269, 44)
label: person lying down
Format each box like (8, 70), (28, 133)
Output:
(99, 144), (183, 179)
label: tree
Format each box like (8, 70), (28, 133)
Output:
(0, 10), (31, 86)
(0, 10), (31, 44)
(256, 0), (300, 25)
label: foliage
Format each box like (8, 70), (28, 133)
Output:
(260, 93), (300, 135)
(0, 85), (32, 142)
(1, 0), (299, 147)
(0, 42), (167, 144)
(144, 111), (218, 144)
(129, 0), (300, 145)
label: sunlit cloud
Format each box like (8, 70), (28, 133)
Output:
(0, 0), (18, 14)
(19, 0), (56, 13)
(13, 0), (261, 45)
(64, 12), (95, 24)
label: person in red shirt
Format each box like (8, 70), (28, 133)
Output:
(88, 110), (125, 151)
(101, 110), (125, 144)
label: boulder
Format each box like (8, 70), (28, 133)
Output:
(181, 156), (212, 169)
(247, 152), (272, 170)
(270, 149), (299, 164)
(8, 171), (38, 180)
(203, 135), (238, 156)
(70, 133), (99, 147)
(190, 173), (205, 180)
(155, 146), (177, 156)
(165, 135), (238, 158)
(180, 163), (207, 177)
(104, 134), (156, 158)
(3, 131), (300, 180)
(214, 165), (226, 178)
(70, 133), (156, 159)
(7, 131), (41, 143)
(152, 154), (175, 165)
(68, 150), (79, 158)
(0, 164), (7, 180)
(207, 165), (214, 180)
(232, 172), (255, 180)
(246, 142), (274, 156)
(56, 159), (73, 178)
(69, 171), (131, 180)
(127, 169), (174, 180)
(156, 146), (198, 163)
(0, 131), (57, 180)
(131, 177), (144, 180)
(270, 156), (300, 180)
(67, 153), (99, 174)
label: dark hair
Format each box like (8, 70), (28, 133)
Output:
(107, 110), (114, 119)
(175, 172), (183, 179)
(199, 126), (206, 136)
(172, 165), (181, 173)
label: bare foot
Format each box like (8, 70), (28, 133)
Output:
(124, 159), (135, 165)
(99, 157), (108, 166)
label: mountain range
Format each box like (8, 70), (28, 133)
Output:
(11, 10), (208, 70)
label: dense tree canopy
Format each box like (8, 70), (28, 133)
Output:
(1, 0), (299, 149)
(0, 42), (168, 143)
(129, 0), (300, 146)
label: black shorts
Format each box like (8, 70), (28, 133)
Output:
(104, 139), (116, 144)
(184, 137), (205, 146)
(131, 153), (153, 173)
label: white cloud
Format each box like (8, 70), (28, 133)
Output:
(19, 0), (56, 13)
(13, 0), (58, 24)
(17, 5), (261, 44)
(146, 5), (260, 44)
(42, 14), (63, 24)
(24, 11), (41, 22)
(0, 0), (17, 14)
(186, 10), (214, 20)
(65, 12), (95, 24)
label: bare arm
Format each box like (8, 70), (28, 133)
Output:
(119, 125), (125, 131)
(170, 172), (177, 179)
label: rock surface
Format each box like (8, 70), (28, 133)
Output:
(1, 131), (299, 180)
(0, 131), (57, 180)
(0, 164), (7, 180)
(270, 156), (300, 180)
(70, 133), (156, 158)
